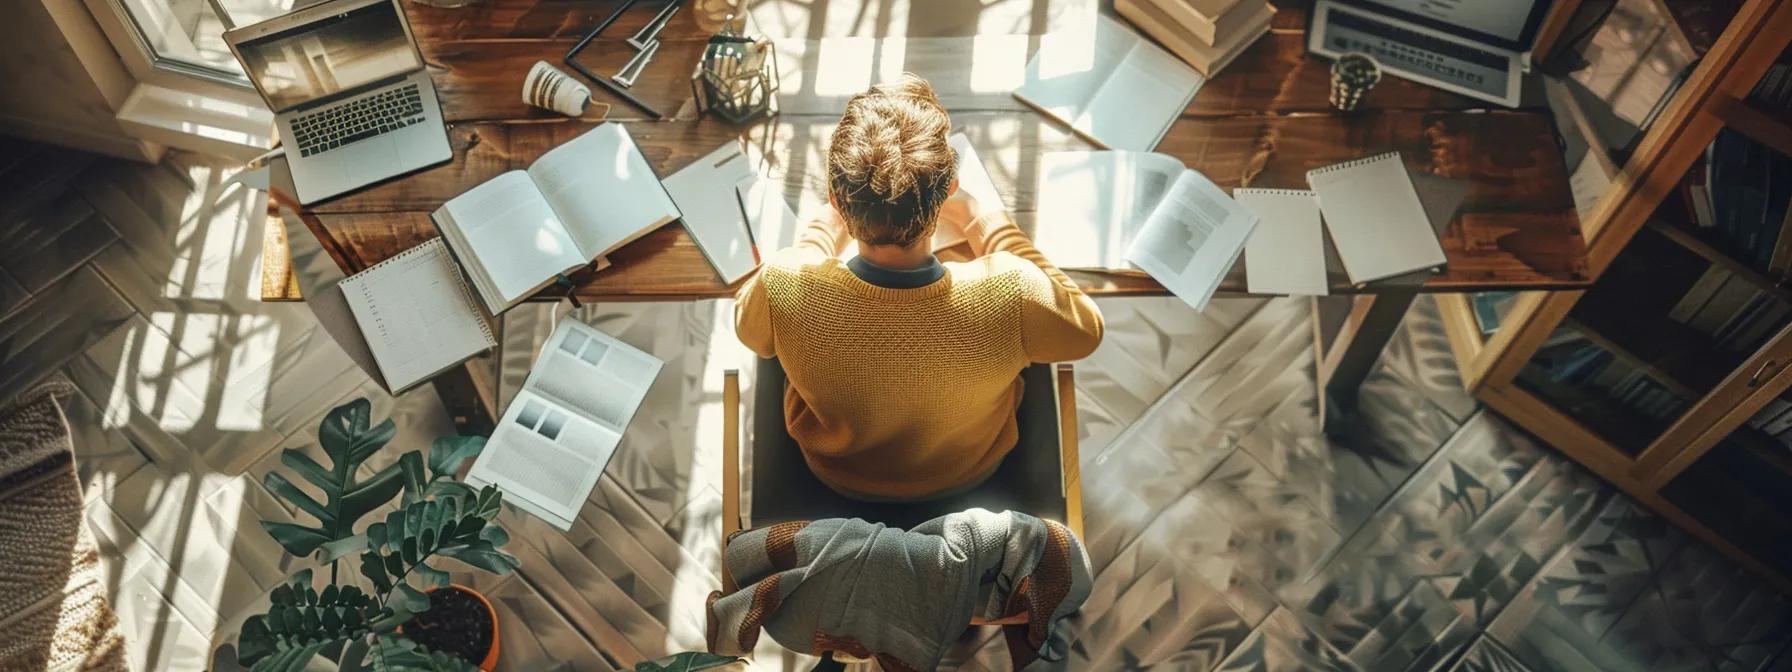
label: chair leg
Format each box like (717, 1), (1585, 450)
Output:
(722, 369), (742, 593)
(1056, 363), (1083, 541)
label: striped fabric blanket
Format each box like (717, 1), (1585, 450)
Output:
(706, 509), (1091, 671)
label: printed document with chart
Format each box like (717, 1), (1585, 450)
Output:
(466, 319), (663, 530)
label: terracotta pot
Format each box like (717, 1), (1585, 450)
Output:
(408, 584), (500, 671)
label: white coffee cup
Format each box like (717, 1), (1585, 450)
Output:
(522, 60), (591, 117)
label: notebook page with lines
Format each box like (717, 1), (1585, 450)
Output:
(339, 238), (495, 394)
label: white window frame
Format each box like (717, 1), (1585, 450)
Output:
(83, 0), (276, 160)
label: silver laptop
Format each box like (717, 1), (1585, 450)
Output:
(1309, 0), (1550, 107)
(226, 0), (452, 205)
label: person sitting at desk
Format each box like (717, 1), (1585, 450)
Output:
(734, 74), (1104, 502)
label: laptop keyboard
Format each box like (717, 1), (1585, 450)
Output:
(291, 84), (425, 158)
(1325, 7), (1512, 99)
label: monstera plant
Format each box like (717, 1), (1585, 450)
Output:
(237, 398), (519, 671)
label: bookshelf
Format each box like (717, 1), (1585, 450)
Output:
(1435, 0), (1792, 589)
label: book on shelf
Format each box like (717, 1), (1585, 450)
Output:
(1750, 398), (1792, 434)
(432, 123), (680, 314)
(1471, 291), (1517, 336)
(1679, 63), (1792, 279)
(466, 318), (663, 531)
(1668, 266), (1731, 324)
(1683, 274), (1760, 338)
(1114, 0), (1275, 76)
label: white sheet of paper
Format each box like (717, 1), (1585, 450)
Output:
(1306, 152), (1446, 284)
(1237, 188), (1328, 296)
(662, 141), (761, 284)
(736, 174), (800, 254)
(934, 133), (1007, 249)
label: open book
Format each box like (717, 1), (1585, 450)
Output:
(466, 319), (663, 530)
(1034, 150), (1256, 311)
(1014, 14), (1205, 151)
(433, 123), (680, 314)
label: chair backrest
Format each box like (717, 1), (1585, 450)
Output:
(748, 358), (1070, 531)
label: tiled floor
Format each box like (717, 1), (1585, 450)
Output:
(6, 137), (1792, 670)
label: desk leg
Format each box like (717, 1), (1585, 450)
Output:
(433, 355), (499, 436)
(1314, 286), (1420, 432)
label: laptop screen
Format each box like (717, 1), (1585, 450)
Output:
(1348, 0), (1544, 50)
(236, 1), (420, 112)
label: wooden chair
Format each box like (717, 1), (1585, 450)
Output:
(720, 359), (1084, 598)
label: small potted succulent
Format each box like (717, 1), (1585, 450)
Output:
(235, 398), (519, 671)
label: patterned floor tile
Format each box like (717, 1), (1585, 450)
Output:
(1193, 450), (1345, 592)
(1632, 542), (1792, 671)
(483, 573), (620, 671)
(0, 266), (135, 403)
(1214, 607), (1361, 672)
(1447, 636), (1534, 672)
(1376, 296), (1479, 424)
(1487, 498), (1692, 671)
(0, 189), (116, 293)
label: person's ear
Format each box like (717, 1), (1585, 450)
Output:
(948, 177), (959, 198)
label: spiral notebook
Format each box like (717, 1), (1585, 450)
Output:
(340, 238), (497, 394)
(1306, 152), (1447, 284)
(1236, 188), (1328, 296)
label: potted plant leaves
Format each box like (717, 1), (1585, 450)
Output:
(235, 398), (520, 671)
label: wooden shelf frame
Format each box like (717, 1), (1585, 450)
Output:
(1440, 0), (1792, 590)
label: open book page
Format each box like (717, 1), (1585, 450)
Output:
(466, 319), (663, 530)
(1033, 150), (1187, 269)
(1078, 28), (1204, 151)
(1237, 189), (1328, 296)
(1124, 170), (1258, 311)
(436, 170), (585, 311)
(1014, 17), (1130, 140)
(527, 123), (682, 261)
(933, 133), (1005, 249)
(1015, 15), (1201, 151)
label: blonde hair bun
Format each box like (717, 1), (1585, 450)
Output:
(828, 74), (958, 247)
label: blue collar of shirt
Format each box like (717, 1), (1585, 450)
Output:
(846, 255), (946, 289)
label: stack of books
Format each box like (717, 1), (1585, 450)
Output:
(1746, 397), (1792, 449)
(1114, 0), (1276, 76)
(1666, 266), (1791, 356)
(1676, 62), (1792, 276)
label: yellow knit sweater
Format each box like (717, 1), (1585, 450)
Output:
(734, 212), (1103, 499)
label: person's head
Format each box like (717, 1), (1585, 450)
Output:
(827, 74), (957, 249)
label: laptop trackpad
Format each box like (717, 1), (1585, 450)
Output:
(335, 136), (400, 175)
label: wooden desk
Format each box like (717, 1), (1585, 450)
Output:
(268, 0), (1589, 417)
